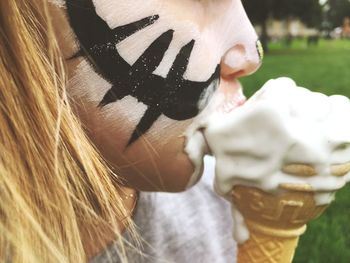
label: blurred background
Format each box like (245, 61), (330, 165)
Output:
(240, 0), (350, 262)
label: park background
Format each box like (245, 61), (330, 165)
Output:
(240, 0), (350, 262)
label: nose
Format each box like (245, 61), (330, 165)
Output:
(220, 40), (263, 79)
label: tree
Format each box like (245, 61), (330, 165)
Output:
(242, 0), (274, 51)
(242, 0), (323, 51)
(326, 0), (350, 27)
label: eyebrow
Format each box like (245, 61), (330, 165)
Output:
(66, 0), (220, 146)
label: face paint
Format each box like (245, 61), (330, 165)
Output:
(50, 0), (261, 191)
(66, 0), (220, 145)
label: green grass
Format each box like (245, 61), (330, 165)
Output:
(240, 39), (350, 263)
(241, 39), (350, 97)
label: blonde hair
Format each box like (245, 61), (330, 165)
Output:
(0, 0), (135, 262)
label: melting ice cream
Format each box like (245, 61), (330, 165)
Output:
(186, 77), (350, 243)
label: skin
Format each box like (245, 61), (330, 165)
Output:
(50, 0), (261, 192)
(49, 0), (261, 258)
(52, 0), (260, 192)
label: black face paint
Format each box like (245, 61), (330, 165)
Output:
(66, 0), (220, 146)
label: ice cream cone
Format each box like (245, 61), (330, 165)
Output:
(232, 184), (328, 263)
(192, 78), (350, 262)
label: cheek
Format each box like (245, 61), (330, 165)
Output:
(80, 105), (195, 192)
(68, 59), (191, 144)
(68, 60), (196, 191)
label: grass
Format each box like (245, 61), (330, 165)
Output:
(240, 39), (350, 263)
(241, 39), (350, 97)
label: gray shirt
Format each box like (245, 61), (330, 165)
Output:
(91, 157), (237, 263)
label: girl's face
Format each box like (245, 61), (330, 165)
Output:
(50, 0), (261, 191)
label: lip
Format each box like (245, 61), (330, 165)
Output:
(214, 76), (246, 114)
(221, 69), (246, 80)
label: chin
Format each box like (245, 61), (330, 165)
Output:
(113, 131), (197, 192)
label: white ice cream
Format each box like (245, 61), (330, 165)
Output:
(186, 77), (350, 243)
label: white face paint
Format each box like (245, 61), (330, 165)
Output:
(93, 0), (259, 81)
(49, 0), (261, 191)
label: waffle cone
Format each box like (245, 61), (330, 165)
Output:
(232, 185), (328, 263)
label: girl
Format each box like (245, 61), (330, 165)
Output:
(0, 0), (261, 262)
